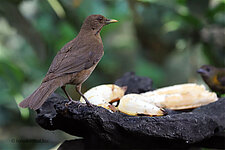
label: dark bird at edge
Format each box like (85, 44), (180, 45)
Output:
(19, 15), (118, 110)
(197, 65), (225, 95)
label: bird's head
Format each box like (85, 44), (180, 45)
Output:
(197, 65), (217, 78)
(81, 14), (118, 34)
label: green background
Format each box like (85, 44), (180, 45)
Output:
(0, 0), (224, 149)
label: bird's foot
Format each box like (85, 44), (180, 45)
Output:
(86, 100), (94, 107)
(65, 99), (76, 107)
(81, 96), (94, 107)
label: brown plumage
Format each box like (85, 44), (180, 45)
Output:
(197, 65), (225, 95)
(19, 15), (118, 110)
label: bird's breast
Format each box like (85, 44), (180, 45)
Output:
(69, 63), (98, 85)
(212, 75), (220, 85)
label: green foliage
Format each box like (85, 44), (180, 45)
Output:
(135, 57), (165, 87)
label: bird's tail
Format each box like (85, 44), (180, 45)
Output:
(19, 80), (59, 110)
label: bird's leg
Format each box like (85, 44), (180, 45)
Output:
(61, 86), (73, 101)
(61, 86), (74, 106)
(76, 84), (93, 107)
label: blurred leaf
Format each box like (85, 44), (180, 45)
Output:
(34, 14), (55, 45)
(14, 93), (29, 120)
(176, 0), (186, 5)
(207, 2), (225, 24)
(179, 14), (202, 28)
(47, 0), (65, 18)
(0, 60), (25, 94)
(163, 20), (181, 32)
(135, 57), (165, 87)
(55, 22), (76, 51)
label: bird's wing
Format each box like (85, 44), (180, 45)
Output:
(43, 40), (103, 82)
(218, 75), (225, 86)
(217, 69), (225, 86)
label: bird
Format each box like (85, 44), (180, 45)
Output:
(19, 14), (118, 110)
(197, 65), (225, 95)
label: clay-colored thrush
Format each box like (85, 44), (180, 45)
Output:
(197, 65), (225, 94)
(19, 15), (118, 110)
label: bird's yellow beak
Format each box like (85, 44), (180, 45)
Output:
(106, 19), (118, 24)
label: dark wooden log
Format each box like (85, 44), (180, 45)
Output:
(35, 73), (225, 149)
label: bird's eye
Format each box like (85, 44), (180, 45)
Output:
(206, 68), (210, 72)
(97, 17), (103, 21)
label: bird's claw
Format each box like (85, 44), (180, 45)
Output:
(65, 100), (76, 107)
(86, 101), (94, 107)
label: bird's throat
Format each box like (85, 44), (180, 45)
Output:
(95, 25), (104, 35)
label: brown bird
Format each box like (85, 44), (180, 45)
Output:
(19, 15), (118, 110)
(197, 65), (225, 95)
